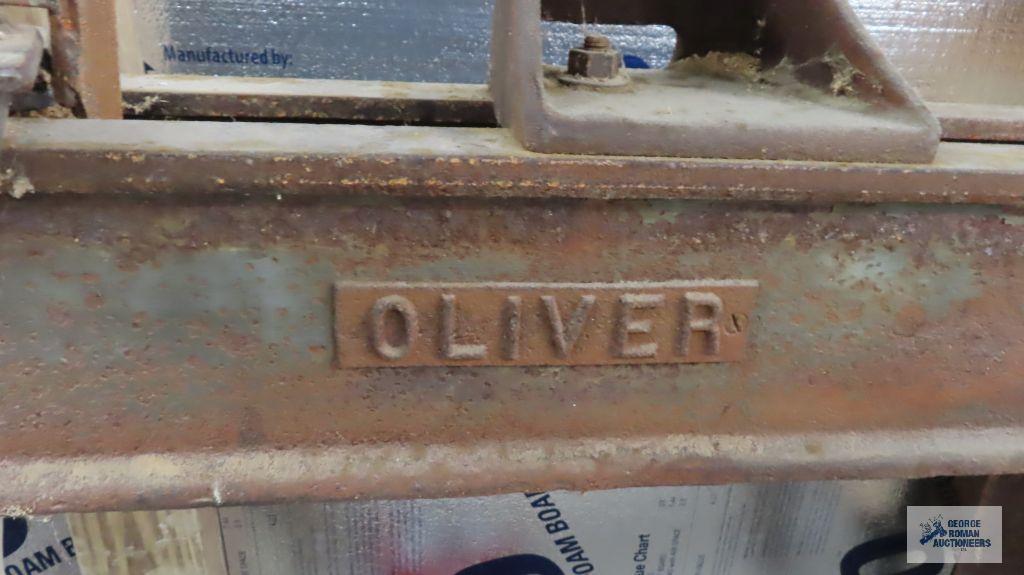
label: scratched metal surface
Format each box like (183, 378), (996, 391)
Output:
(130, 0), (1024, 105)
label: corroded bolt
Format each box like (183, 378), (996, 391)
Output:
(567, 33), (621, 80)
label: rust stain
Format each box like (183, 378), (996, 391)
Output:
(894, 303), (928, 337)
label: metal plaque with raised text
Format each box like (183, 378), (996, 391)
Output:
(334, 281), (758, 368)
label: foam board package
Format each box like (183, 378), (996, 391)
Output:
(125, 0), (1024, 105)
(219, 481), (954, 575)
(2, 480), (957, 574)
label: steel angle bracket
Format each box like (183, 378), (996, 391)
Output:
(490, 0), (940, 163)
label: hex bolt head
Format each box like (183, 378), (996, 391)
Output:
(566, 33), (622, 80)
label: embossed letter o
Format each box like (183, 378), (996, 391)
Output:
(369, 295), (419, 360)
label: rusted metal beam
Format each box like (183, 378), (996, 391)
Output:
(3, 118), (1024, 204)
(931, 102), (1024, 143)
(1, 118), (1024, 514)
(120, 75), (496, 125)
(121, 75), (1024, 144)
(3, 429), (1024, 515)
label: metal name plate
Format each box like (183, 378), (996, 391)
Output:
(334, 281), (758, 368)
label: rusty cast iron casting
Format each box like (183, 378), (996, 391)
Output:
(0, 119), (1020, 514)
(0, 0), (1017, 519)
